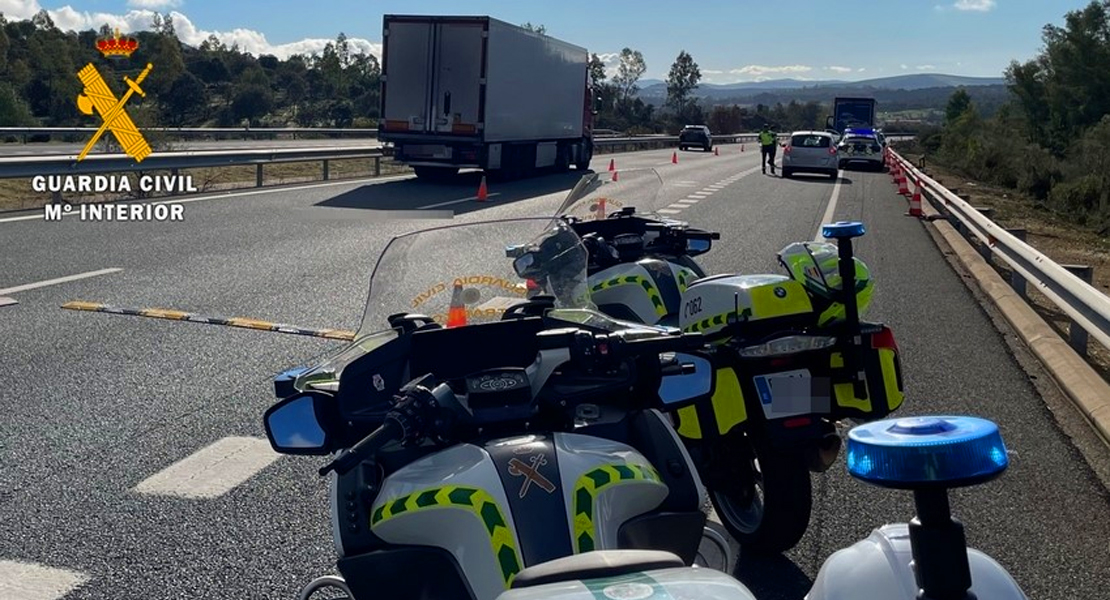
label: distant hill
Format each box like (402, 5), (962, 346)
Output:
(635, 73), (1006, 99)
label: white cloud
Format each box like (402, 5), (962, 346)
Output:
(0, 0), (43, 19)
(953, 0), (996, 11)
(4, 3), (380, 60)
(857, 68), (867, 72)
(127, 0), (182, 8)
(826, 66), (853, 73)
(916, 64), (938, 70)
(701, 69), (724, 75)
(900, 64), (909, 70)
(728, 64), (812, 77)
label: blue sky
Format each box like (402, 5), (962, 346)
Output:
(0, 0), (1088, 82)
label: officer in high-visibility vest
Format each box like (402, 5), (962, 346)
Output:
(759, 124), (777, 175)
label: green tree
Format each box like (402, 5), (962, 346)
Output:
(1005, 0), (1110, 154)
(230, 84), (273, 124)
(665, 50), (701, 121)
(945, 88), (973, 124)
(612, 47), (646, 103)
(163, 72), (207, 125)
(520, 22), (546, 35)
(587, 53), (607, 89)
(0, 81), (35, 125)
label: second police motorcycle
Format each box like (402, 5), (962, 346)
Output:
(513, 168), (907, 554)
(263, 211), (1027, 600)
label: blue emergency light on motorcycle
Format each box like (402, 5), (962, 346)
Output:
(821, 221), (866, 239)
(846, 416), (1009, 489)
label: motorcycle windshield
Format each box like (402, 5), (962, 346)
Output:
(549, 167), (671, 225)
(356, 217), (593, 339)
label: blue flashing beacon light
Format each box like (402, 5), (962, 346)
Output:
(821, 221), (866, 240)
(846, 415), (1009, 490)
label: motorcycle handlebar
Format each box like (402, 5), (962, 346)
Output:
(318, 419), (402, 477)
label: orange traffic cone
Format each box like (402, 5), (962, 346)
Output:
(476, 175), (488, 202)
(608, 158), (615, 171)
(908, 179), (924, 217)
(741, 143), (745, 152)
(714, 146), (719, 156)
(594, 197), (607, 219)
(446, 283), (467, 328)
(611, 170), (619, 182)
(671, 151), (678, 164)
(897, 172), (909, 196)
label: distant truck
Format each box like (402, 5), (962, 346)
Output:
(825, 97), (877, 133)
(378, 15), (596, 181)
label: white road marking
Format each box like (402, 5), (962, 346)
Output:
(0, 297), (17, 307)
(674, 182), (699, 187)
(417, 193), (502, 210)
(706, 185), (726, 190)
(675, 199), (699, 205)
(0, 268), (122, 296)
(815, 170), (846, 242)
(132, 436), (280, 499)
(689, 193), (711, 198)
(0, 174), (415, 224)
(657, 208), (683, 214)
(0, 560), (89, 600)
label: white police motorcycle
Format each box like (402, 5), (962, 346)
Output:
(263, 215), (1027, 600)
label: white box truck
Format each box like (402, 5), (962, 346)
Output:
(379, 15), (596, 180)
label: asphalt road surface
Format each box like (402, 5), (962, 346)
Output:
(1, 145), (1108, 600)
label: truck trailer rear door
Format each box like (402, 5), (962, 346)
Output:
(431, 21), (484, 135)
(382, 19), (433, 133)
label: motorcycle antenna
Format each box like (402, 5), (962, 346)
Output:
(60, 300), (356, 340)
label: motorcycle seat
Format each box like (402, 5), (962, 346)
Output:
(509, 550), (684, 589)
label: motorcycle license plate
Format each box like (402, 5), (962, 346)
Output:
(753, 369), (829, 419)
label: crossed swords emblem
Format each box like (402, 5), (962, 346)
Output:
(507, 453), (556, 498)
(75, 62), (154, 163)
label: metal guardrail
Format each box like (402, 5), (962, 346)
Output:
(0, 134), (772, 180)
(888, 148), (1110, 355)
(0, 146), (387, 179)
(0, 127), (380, 141)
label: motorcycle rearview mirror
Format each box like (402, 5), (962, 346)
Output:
(657, 352), (715, 409)
(262, 391), (335, 455)
(686, 238), (711, 255)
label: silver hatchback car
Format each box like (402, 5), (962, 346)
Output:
(782, 131), (839, 180)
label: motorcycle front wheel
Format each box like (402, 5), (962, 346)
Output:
(707, 433), (812, 556)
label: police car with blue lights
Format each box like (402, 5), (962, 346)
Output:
(836, 127), (885, 171)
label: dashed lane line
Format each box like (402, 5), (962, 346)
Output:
(0, 268), (122, 296)
(814, 170), (847, 242)
(132, 436), (280, 500)
(0, 560), (89, 600)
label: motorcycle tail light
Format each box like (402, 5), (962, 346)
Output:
(738, 335), (837, 358)
(870, 326), (898, 352)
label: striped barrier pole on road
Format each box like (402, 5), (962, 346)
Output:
(61, 300), (356, 341)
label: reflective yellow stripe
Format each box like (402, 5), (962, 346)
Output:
(878, 348), (905, 411)
(675, 405), (702, 438)
(830, 351), (872, 412)
(710, 367), (747, 435)
(591, 275), (667, 317)
(371, 485), (523, 587)
(573, 463), (664, 553)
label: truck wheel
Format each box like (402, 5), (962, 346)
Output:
(412, 166), (459, 182)
(707, 433), (812, 556)
(574, 138), (593, 170)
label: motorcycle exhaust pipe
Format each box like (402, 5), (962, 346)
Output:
(807, 432), (842, 473)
